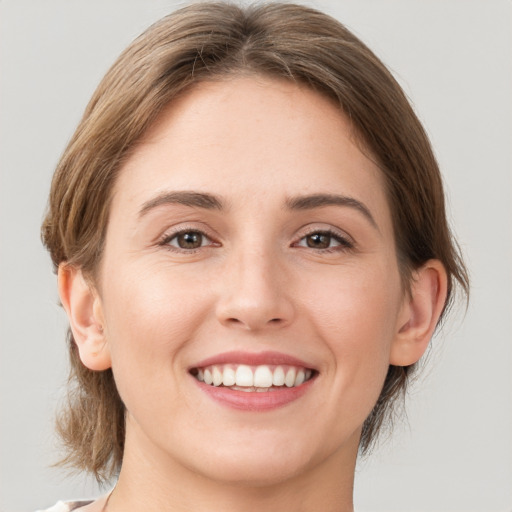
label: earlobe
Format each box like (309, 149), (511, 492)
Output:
(58, 264), (111, 371)
(390, 260), (448, 366)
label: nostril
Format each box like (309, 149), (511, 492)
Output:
(223, 316), (284, 330)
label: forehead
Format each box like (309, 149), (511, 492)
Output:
(112, 76), (391, 233)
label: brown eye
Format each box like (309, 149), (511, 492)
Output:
(295, 230), (353, 251)
(169, 231), (206, 250)
(305, 233), (331, 249)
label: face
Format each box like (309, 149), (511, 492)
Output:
(94, 76), (408, 484)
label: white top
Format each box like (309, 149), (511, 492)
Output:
(35, 501), (93, 512)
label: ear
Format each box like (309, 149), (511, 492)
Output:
(390, 260), (448, 366)
(58, 264), (111, 371)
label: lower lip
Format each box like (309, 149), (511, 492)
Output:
(193, 376), (316, 411)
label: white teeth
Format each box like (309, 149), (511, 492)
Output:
(294, 369), (305, 386)
(212, 366), (223, 386)
(222, 366), (236, 386)
(194, 363), (314, 389)
(272, 366), (285, 386)
(235, 365), (254, 386)
(204, 368), (213, 385)
(254, 366), (273, 387)
(285, 368), (297, 387)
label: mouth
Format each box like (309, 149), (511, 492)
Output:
(190, 364), (316, 392)
(189, 352), (318, 411)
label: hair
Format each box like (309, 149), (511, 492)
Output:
(42, 1), (469, 482)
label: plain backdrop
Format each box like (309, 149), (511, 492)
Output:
(0, 0), (511, 511)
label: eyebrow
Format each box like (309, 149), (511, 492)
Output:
(138, 191), (224, 217)
(285, 193), (378, 230)
(138, 190), (378, 230)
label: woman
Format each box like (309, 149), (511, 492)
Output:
(39, 2), (468, 511)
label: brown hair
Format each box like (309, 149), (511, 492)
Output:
(42, 1), (469, 481)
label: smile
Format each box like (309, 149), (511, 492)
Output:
(189, 352), (318, 411)
(191, 364), (315, 391)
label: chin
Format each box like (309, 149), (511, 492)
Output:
(179, 426), (345, 488)
(195, 449), (311, 487)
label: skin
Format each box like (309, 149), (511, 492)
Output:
(60, 76), (447, 511)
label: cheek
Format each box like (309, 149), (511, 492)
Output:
(304, 261), (403, 404)
(100, 266), (210, 387)
(310, 258), (401, 337)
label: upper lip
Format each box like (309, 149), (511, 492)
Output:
(189, 350), (316, 370)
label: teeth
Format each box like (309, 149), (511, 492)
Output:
(193, 363), (314, 390)
(254, 366), (273, 387)
(285, 368), (296, 387)
(272, 366), (285, 386)
(223, 366), (236, 386)
(235, 365), (254, 387)
(212, 366), (223, 386)
(294, 369), (305, 386)
(204, 368), (213, 385)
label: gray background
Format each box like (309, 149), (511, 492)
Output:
(1, 0), (511, 510)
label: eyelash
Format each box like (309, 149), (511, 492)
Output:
(293, 228), (354, 253)
(158, 227), (216, 253)
(158, 227), (354, 254)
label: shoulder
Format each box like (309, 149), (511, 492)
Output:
(35, 500), (94, 512)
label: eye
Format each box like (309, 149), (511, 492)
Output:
(295, 230), (353, 251)
(161, 230), (213, 251)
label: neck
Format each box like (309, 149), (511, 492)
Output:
(107, 417), (358, 512)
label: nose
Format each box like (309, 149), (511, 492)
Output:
(215, 246), (295, 331)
